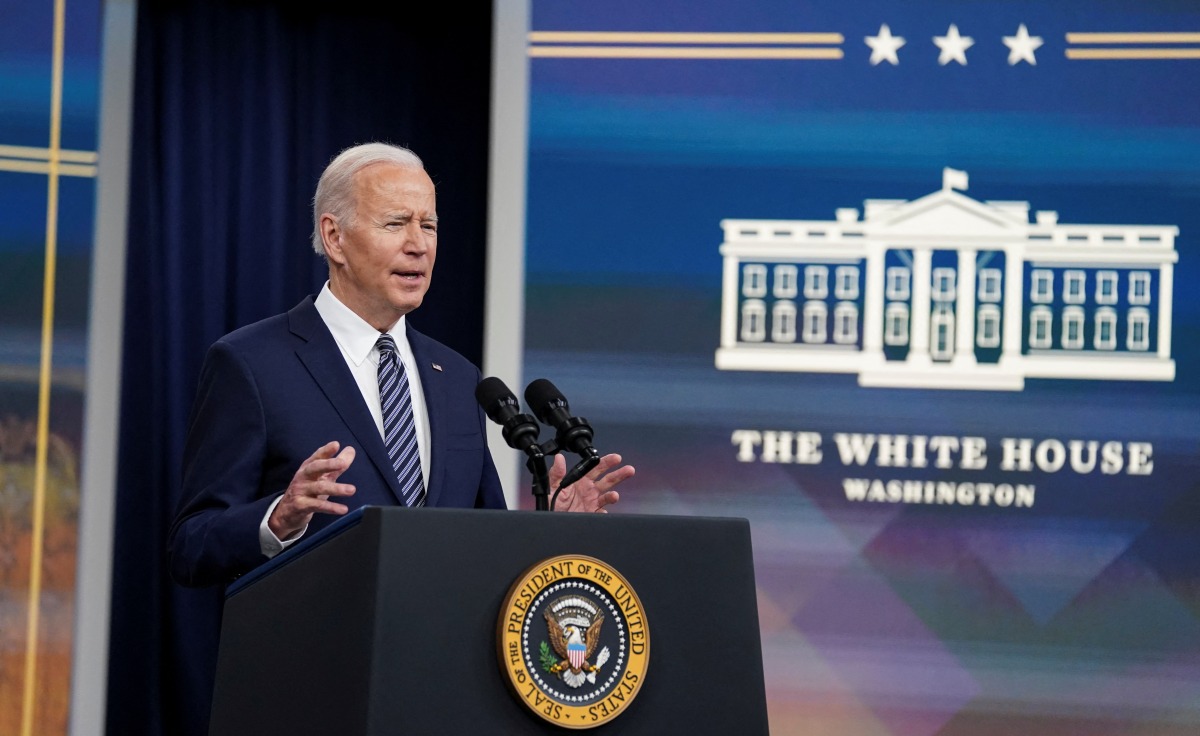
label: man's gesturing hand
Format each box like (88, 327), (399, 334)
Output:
(550, 452), (634, 513)
(268, 441), (357, 541)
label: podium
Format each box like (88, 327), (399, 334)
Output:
(209, 506), (768, 734)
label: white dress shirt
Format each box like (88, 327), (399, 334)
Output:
(259, 282), (431, 555)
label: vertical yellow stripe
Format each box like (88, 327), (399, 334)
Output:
(22, 0), (65, 732)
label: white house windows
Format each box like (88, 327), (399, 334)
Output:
(1030, 306), (1053, 349)
(885, 303), (909, 346)
(932, 268), (956, 301)
(978, 268), (1002, 302)
(1129, 271), (1151, 306)
(804, 266), (829, 299)
(835, 266), (860, 300)
(930, 305), (955, 360)
(1030, 269), (1053, 303)
(1095, 307), (1117, 350)
(740, 300), (766, 342)
(977, 304), (1001, 348)
(1062, 306), (1085, 350)
(773, 265), (798, 299)
(738, 262), (869, 347)
(1096, 270), (1118, 305)
(886, 267), (911, 301)
(803, 301), (828, 343)
(833, 302), (859, 344)
(733, 247), (1166, 366)
(737, 259), (1164, 356)
(1127, 307), (1150, 351)
(772, 301), (797, 343)
(742, 264), (767, 298)
(801, 300), (830, 343)
(1063, 270), (1086, 305)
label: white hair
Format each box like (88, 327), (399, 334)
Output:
(311, 142), (425, 256)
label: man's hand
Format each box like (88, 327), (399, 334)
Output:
(549, 453), (634, 513)
(268, 441), (357, 540)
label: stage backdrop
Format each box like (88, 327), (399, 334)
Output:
(492, 1), (1200, 733)
(0, 1), (103, 735)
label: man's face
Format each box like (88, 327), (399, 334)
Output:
(324, 163), (438, 330)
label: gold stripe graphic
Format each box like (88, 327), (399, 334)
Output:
(0, 159), (97, 177)
(528, 30), (843, 60)
(0, 144), (97, 163)
(0, 145), (98, 176)
(22, 0), (65, 733)
(1066, 31), (1200, 60)
(1067, 48), (1200, 60)
(529, 31), (844, 44)
(1066, 32), (1200, 43)
(528, 46), (843, 59)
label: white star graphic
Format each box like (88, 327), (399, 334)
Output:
(933, 24), (974, 66)
(865, 23), (906, 66)
(1003, 23), (1044, 66)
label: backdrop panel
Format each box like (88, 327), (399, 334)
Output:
(509, 2), (1200, 733)
(0, 2), (103, 734)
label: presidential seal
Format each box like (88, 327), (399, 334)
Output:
(497, 555), (650, 729)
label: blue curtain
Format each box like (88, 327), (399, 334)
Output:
(106, 2), (494, 733)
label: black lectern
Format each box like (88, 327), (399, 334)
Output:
(209, 506), (768, 734)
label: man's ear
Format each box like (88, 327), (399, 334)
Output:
(320, 214), (345, 264)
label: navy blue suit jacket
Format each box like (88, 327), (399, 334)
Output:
(168, 296), (506, 587)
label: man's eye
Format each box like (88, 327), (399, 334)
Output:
(422, 222), (438, 232)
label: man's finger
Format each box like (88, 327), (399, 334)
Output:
(548, 453), (567, 484)
(310, 480), (357, 499)
(300, 445), (356, 480)
(304, 440), (341, 463)
(585, 453), (625, 481)
(323, 446), (356, 480)
(600, 465), (635, 487)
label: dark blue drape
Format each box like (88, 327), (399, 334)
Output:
(106, 2), (493, 733)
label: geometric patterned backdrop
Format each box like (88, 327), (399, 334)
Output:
(509, 1), (1200, 732)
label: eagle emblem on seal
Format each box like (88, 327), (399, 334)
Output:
(542, 596), (610, 688)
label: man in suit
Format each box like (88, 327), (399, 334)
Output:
(168, 142), (634, 588)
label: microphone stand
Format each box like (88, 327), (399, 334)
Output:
(526, 439), (599, 511)
(525, 446), (551, 512)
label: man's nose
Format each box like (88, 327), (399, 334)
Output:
(402, 221), (428, 253)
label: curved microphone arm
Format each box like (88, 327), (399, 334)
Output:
(548, 449), (600, 511)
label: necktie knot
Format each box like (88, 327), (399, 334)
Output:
(376, 334), (398, 358)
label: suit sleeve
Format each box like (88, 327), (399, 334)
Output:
(463, 360), (508, 510)
(167, 339), (278, 587)
(474, 400), (507, 510)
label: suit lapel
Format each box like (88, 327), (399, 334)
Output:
(408, 324), (447, 507)
(288, 298), (405, 506)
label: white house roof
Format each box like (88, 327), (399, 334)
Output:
(863, 188), (1027, 236)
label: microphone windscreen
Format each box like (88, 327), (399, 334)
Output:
(475, 376), (515, 412)
(523, 378), (565, 413)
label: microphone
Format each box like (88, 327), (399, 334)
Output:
(523, 378), (598, 459)
(475, 377), (541, 455)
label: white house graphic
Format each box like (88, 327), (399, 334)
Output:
(716, 170), (1178, 390)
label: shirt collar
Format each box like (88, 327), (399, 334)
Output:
(314, 282), (406, 367)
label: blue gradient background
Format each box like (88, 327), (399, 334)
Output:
(522, 2), (1200, 733)
(0, 0), (101, 732)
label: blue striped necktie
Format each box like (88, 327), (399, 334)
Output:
(375, 334), (426, 507)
